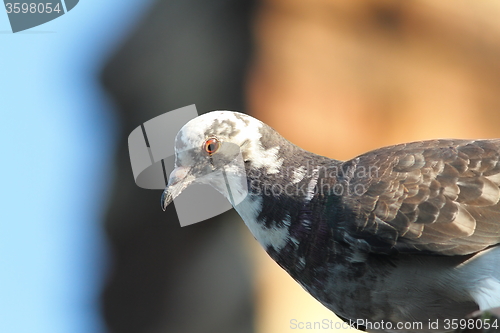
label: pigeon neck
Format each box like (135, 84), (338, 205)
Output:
(233, 142), (343, 261)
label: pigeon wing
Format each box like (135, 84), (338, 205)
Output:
(336, 139), (500, 255)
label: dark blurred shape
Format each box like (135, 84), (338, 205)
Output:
(100, 0), (256, 332)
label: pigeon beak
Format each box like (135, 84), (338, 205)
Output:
(161, 166), (194, 211)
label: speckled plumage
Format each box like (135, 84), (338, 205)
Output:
(161, 111), (500, 333)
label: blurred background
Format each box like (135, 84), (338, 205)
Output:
(2, 1), (500, 333)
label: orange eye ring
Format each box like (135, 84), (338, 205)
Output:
(204, 138), (220, 155)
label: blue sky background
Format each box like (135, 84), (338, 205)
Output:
(0, 1), (152, 332)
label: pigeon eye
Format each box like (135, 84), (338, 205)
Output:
(204, 138), (220, 155)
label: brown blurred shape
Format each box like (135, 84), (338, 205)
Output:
(249, 0), (500, 159)
(247, 1), (500, 332)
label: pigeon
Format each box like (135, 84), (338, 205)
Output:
(161, 111), (500, 333)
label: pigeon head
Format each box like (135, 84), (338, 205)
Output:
(161, 111), (285, 210)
